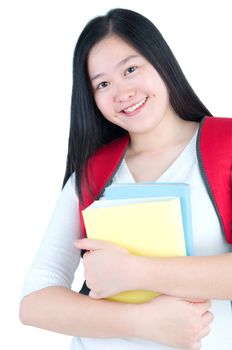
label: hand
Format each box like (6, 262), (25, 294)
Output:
(136, 295), (213, 349)
(74, 239), (132, 299)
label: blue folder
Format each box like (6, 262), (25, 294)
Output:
(105, 183), (194, 256)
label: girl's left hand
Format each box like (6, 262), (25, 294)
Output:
(74, 239), (132, 299)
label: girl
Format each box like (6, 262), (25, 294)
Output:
(20, 8), (232, 350)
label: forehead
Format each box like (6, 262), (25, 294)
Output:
(88, 35), (140, 76)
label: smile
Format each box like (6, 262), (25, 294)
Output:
(122, 97), (148, 113)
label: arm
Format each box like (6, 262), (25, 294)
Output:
(76, 239), (232, 300)
(20, 286), (136, 338)
(20, 286), (213, 349)
(19, 176), (212, 348)
(19, 175), (133, 338)
(18, 175), (140, 338)
(131, 253), (232, 300)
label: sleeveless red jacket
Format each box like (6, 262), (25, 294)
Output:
(79, 116), (232, 244)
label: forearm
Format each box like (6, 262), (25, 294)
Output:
(19, 286), (213, 348)
(130, 252), (232, 300)
(19, 286), (138, 338)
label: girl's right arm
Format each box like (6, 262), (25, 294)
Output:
(20, 285), (138, 338)
(19, 174), (137, 338)
(20, 286), (212, 349)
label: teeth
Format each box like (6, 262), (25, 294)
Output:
(124, 98), (147, 113)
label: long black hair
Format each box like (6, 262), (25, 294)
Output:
(62, 8), (212, 200)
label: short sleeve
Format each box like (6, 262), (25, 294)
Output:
(21, 173), (81, 298)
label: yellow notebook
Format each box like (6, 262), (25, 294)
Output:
(82, 197), (186, 303)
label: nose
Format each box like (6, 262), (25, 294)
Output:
(113, 81), (136, 103)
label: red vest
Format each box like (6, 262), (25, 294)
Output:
(79, 116), (232, 244)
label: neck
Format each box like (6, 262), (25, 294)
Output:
(127, 113), (198, 155)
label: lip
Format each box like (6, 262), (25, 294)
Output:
(121, 97), (148, 117)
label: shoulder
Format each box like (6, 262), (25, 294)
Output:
(198, 116), (232, 141)
(95, 134), (129, 156)
(197, 116), (232, 165)
(81, 135), (130, 206)
(200, 115), (232, 128)
(87, 135), (129, 165)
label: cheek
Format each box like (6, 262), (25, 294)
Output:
(146, 68), (168, 97)
(153, 80), (169, 103)
(161, 86), (170, 105)
(95, 95), (112, 116)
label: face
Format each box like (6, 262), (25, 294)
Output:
(88, 35), (175, 136)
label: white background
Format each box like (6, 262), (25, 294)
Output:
(0, 0), (231, 349)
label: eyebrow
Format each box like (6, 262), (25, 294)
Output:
(90, 54), (140, 82)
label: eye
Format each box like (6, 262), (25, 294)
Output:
(96, 81), (110, 90)
(125, 66), (137, 75)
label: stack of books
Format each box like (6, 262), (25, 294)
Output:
(82, 183), (193, 304)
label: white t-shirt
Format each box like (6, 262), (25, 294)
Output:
(21, 130), (232, 349)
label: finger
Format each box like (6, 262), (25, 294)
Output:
(190, 341), (201, 350)
(202, 310), (214, 326)
(74, 238), (111, 251)
(185, 298), (209, 304)
(89, 290), (103, 299)
(196, 325), (211, 341)
(83, 250), (92, 260)
(191, 300), (211, 314)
